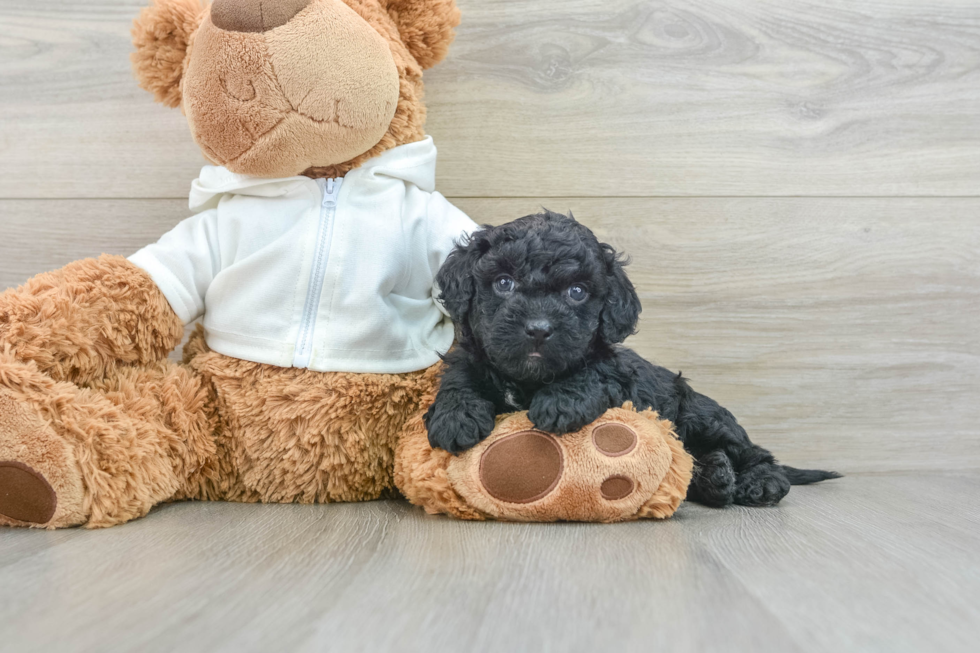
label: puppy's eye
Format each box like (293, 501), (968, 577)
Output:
(494, 275), (516, 294)
(567, 284), (588, 302)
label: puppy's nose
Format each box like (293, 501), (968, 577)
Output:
(525, 320), (554, 344)
(211, 0), (312, 33)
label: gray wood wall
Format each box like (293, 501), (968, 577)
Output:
(1, 0), (978, 473)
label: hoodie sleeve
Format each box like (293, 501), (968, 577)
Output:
(128, 209), (221, 325)
(425, 193), (479, 317)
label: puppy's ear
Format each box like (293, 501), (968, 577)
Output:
(599, 244), (641, 344)
(436, 228), (490, 326)
(131, 0), (206, 108)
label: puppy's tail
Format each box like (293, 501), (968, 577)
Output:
(780, 465), (842, 485)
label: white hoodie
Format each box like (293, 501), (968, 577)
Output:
(130, 137), (478, 374)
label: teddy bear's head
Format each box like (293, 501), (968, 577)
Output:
(131, 0), (459, 178)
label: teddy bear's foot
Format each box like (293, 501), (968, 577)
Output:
(444, 407), (693, 522)
(473, 425), (655, 506)
(0, 392), (86, 528)
(0, 462), (57, 525)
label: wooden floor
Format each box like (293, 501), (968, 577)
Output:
(2, 0), (979, 650)
(2, 0), (979, 473)
(0, 473), (977, 653)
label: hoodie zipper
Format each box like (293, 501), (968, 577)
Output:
(293, 177), (342, 368)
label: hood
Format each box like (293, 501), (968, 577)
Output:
(188, 136), (439, 212)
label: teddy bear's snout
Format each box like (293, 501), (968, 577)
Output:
(211, 0), (312, 33)
(180, 0), (400, 176)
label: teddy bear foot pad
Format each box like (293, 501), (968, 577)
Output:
(0, 462), (57, 524)
(0, 392), (86, 528)
(445, 408), (691, 522)
(477, 425), (641, 504)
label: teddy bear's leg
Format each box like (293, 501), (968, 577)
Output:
(0, 256), (184, 387)
(0, 387), (85, 528)
(0, 351), (216, 528)
(397, 406), (694, 523)
(178, 341), (441, 506)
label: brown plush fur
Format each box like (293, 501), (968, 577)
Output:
(1, 0), (692, 529)
(396, 404), (694, 523)
(175, 327), (439, 504)
(636, 428), (694, 520)
(384, 0), (461, 71)
(210, 0), (313, 33)
(393, 370), (486, 520)
(0, 254), (687, 528)
(0, 261), (440, 528)
(2, 1), (463, 529)
(131, 0), (206, 108)
(0, 390), (86, 528)
(183, 2), (403, 177)
(130, 0), (459, 178)
(302, 0), (434, 179)
(0, 256), (185, 387)
(0, 349), (215, 528)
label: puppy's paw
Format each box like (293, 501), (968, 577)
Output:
(733, 463), (790, 507)
(528, 388), (607, 436)
(425, 400), (496, 455)
(688, 450), (736, 508)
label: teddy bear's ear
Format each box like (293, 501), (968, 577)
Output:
(385, 0), (461, 70)
(131, 0), (207, 108)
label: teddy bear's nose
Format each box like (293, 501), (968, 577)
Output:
(211, 0), (313, 33)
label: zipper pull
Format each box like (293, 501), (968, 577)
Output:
(322, 177), (341, 207)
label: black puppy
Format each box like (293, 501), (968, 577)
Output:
(425, 210), (839, 507)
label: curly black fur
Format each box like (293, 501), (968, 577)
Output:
(425, 210), (840, 507)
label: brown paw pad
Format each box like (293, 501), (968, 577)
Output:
(592, 423), (637, 457)
(600, 475), (635, 500)
(0, 461), (57, 524)
(447, 409), (684, 522)
(479, 431), (564, 504)
(592, 425), (638, 500)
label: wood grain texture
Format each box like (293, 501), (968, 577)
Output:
(0, 474), (977, 653)
(2, 197), (977, 473)
(2, 0), (980, 198)
(458, 197), (980, 473)
(2, 4), (977, 651)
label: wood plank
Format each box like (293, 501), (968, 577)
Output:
(0, 474), (977, 652)
(0, 499), (801, 653)
(1, 197), (977, 472)
(696, 473), (980, 653)
(461, 197), (980, 472)
(0, 199), (188, 287)
(2, 0), (980, 198)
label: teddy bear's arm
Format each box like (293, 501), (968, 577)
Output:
(0, 256), (184, 386)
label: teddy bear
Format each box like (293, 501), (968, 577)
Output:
(0, 0), (692, 529)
